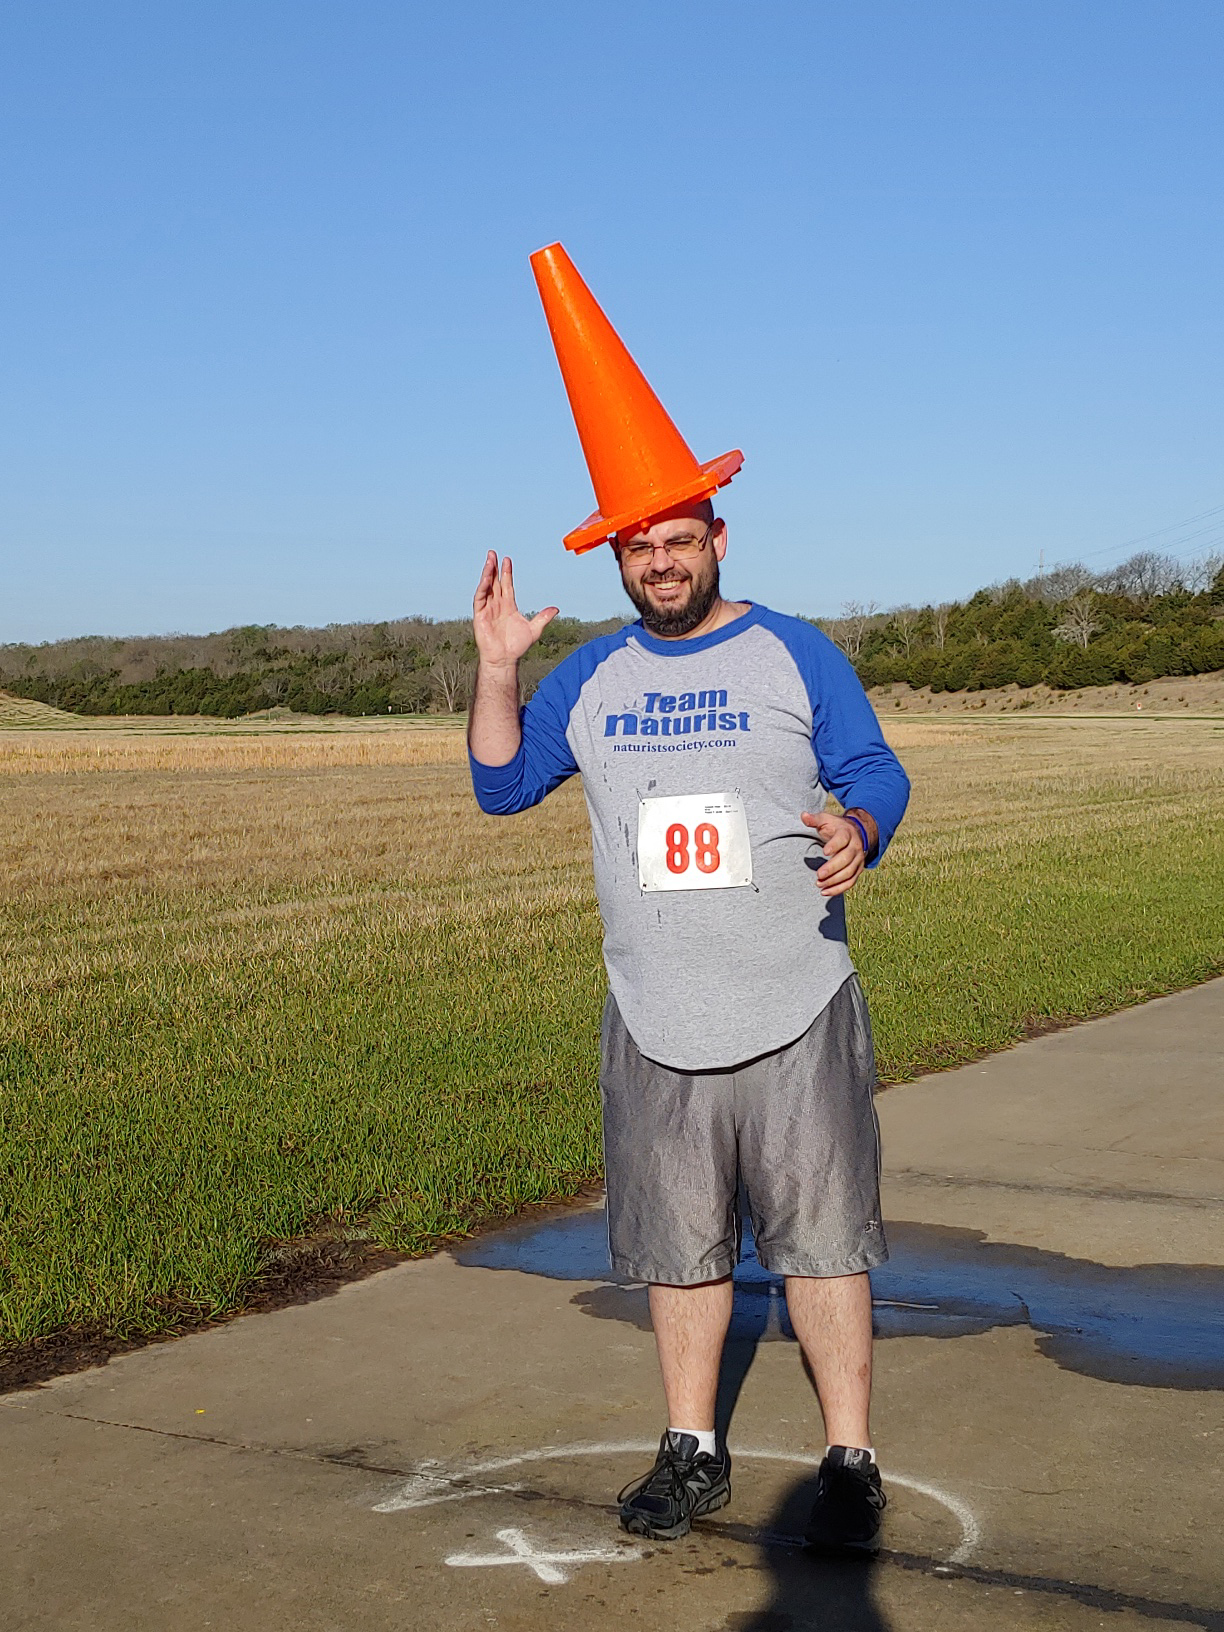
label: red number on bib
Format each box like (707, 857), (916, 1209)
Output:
(694, 822), (721, 874)
(666, 823), (689, 874)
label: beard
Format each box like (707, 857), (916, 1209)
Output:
(621, 557), (722, 637)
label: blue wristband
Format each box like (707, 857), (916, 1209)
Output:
(845, 815), (870, 858)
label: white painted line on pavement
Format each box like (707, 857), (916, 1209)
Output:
(373, 1439), (982, 1565)
(444, 1526), (643, 1584)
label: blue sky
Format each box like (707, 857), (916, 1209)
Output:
(2, 1), (1222, 642)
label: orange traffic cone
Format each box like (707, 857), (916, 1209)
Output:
(530, 243), (743, 554)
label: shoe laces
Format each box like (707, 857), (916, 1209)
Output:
(617, 1442), (698, 1506)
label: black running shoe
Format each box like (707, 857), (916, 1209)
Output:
(617, 1431), (732, 1540)
(804, 1446), (887, 1556)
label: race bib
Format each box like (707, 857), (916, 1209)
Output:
(637, 791), (753, 892)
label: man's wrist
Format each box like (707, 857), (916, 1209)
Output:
(475, 657), (522, 697)
(844, 807), (879, 861)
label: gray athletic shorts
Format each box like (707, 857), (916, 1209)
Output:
(599, 974), (887, 1284)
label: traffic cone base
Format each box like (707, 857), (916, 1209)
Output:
(530, 242), (743, 554)
(564, 449), (744, 554)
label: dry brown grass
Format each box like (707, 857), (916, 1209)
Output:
(0, 725), (469, 776)
(3, 711), (1221, 1016)
(4, 716), (1222, 912)
(885, 715), (1224, 822)
(0, 769), (588, 909)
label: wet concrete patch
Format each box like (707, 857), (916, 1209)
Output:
(455, 1208), (1224, 1390)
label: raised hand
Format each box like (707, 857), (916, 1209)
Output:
(473, 552), (559, 670)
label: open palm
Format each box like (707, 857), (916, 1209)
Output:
(472, 552), (559, 667)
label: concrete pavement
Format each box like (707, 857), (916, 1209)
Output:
(3, 980), (1222, 1631)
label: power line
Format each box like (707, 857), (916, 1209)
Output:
(1074, 502), (1224, 565)
(1162, 528), (1224, 564)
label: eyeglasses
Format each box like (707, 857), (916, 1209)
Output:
(616, 524), (712, 566)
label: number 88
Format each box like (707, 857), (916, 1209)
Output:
(664, 822), (722, 875)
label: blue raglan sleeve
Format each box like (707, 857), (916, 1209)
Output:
(766, 614), (911, 864)
(468, 658), (581, 815)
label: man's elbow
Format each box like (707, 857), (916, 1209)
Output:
(471, 784), (524, 817)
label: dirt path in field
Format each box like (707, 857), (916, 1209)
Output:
(869, 668), (1224, 715)
(3, 980), (1221, 1631)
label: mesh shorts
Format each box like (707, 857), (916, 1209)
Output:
(599, 974), (887, 1284)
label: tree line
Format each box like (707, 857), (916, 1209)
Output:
(2, 550), (1221, 718)
(0, 614), (624, 719)
(817, 551), (1224, 693)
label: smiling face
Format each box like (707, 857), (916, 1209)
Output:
(613, 499), (728, 638)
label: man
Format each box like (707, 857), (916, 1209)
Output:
(467, 499), (910, 1551)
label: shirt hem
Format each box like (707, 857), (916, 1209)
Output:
(605, 963), (857, 1073)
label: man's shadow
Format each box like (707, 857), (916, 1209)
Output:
(713, 1263), (889, 1631)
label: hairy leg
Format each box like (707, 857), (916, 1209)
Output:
(784, 1272), (874, 1448)
(648, 1279), (734, 1431)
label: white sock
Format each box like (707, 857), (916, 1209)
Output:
(827, 1443), (876, 1462)
(669, 1427), (717, 1458)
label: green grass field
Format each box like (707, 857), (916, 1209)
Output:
(1, 715), (1222, 1353)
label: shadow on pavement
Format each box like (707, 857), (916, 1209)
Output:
(715, 1316), (889, 1630)
(715, 1473), (888, 1631)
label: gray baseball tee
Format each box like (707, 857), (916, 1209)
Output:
(470, 603), (910, 1071)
